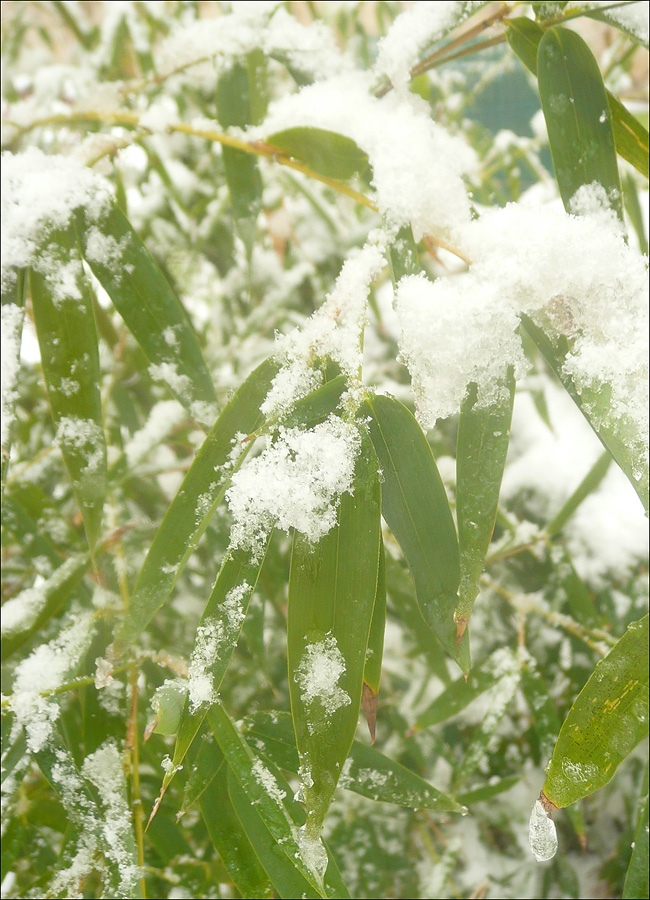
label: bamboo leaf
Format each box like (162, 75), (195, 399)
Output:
(228, 756), (351, 900)
(538, 26), (623, 219)
(543, 615), (649, 808)
(506, 17), (649, 179)
(151, 537), (271, 814)
(388, 225), (420, 284)
(363, 394), (467, 671)
(217, 61), (264, 259)
(110, 357), (279, 660)
(179, 732), (224, 817)
(623, 763), (649, 900)
(457, 776), (520, 806)
(416, 647), (518, 730)
(29, 235), (106, 550)
(266, 127), (370, 181)
(581, 4), (649, 48)
(1, 552), (90, 657)
(207, 703), (328, 897)
(199, 764), (272, 900)
(287, 429), (381, 837)
(243, 711), (465, 814)
(521, 312), (648, 514)
(79, 205), (217, 425)
(362, 540), (386, 742)
(546, 450), (611, 537)
(455, 372), (515, 633)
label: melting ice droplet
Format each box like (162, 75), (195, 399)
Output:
(529, 799), (558, 861)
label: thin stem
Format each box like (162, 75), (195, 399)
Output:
(375, 2), (511, 97)
(127, 667), (147, 899)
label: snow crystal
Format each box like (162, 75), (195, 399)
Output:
(124, 400), (186, 468)
(396, 191), (649, 466)
(84, 227), (127, 269)
(294, 634), (351, 734)
(260, 235), (386, 421)
(187, 583), (250, 710)
(566, 1), (649, 46)
(157, 4), (350, 84)
(81, 741), (141, 896)
(226, 416), (360, 556)
(1, 148), (112, 293)
(375, 1), (484, 94)
(56, 416), (105, 480)
(9, 612), (94, 752)
(528, 799), (558, 862)
(1, 303), (23, 449)
(1, 556), (85, 638)
(297, 825), (329, 882)
(251, 758), (287, 805)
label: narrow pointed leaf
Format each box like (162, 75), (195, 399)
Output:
(546, 450), (611, 537)
(199, 765), (272, 900)
(538, 26), (623, 219)
(543, 615), (649, 808)
(416, 647), (518, 730)
(111, 357), (279, 659)
(1, 552), (90, 657)
(207, 703), (327, 897)
(155, 537), (271, 808)
(79, 206), (216, 424)
(228, 757), (351, 900)
(388, 225), (420, 284)
(623, 763), (649, 899)
(363, 394), (467, 670)
(243, 711), (464, 814)
(364, 539), (386, 695)
(217, 61), (264, 258)
(521, 312), (648, 513)
(455, 371), (515, 630)
(288, 431), (381, 836)
(581, 4), (649, 48)
(457, 776), (520, 806)
(29, 240), (106, 550)
(506, 17), (649, 179)
(179, 733), (224, 817)
(266, 127), (369, 181)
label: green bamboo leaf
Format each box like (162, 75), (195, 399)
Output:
(29, 236), (106, 550)
(150, 538), (271, 815)
(543, 615), (649, 808)
(455, 371), (515, 634)
(266, 127), (370, 181)
(388, 225), (420, 284)
(243, 711), (464, 814)
(110, 357), (279, 660)
(362, 540), (386, 742)
(623, 171), (649, 255)
(207, 703), (328, 897)
(506, 17), (648, 179)
(457, 776), (520, 806)
(2, 485), (69, 574)
(546, 450), (611, 537)
(199, 764), (272, 900)
(1, 552), (90, 657)
(179, 732), (224, 817)
(416, 647), (517, 730)
(623, 763), (649, 900)
(217, 60), (264, 259)
(288, 430), (381, 837)
(538, 26), (623, 219)
(521, 312), (648, 514)
(78, 205), (217, 425)
(282, 375), (347, 429)
(228, 756), (351, 900)
(1, 268), (26, 493)
(363, 394), (467, 671)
